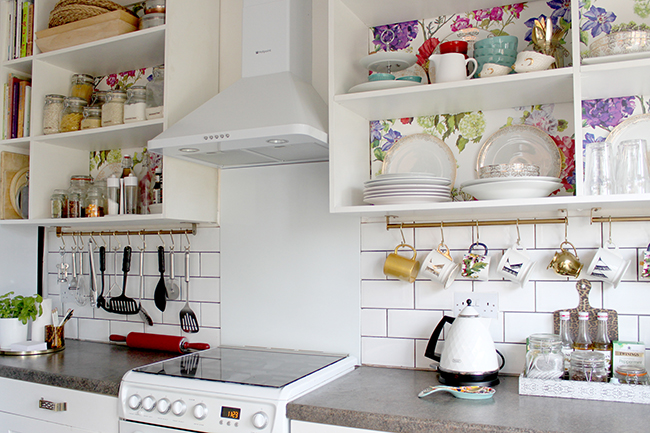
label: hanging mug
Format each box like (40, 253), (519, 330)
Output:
(461, 242), (490, 281)
(641, 244), (650, 279)
(587, 242), (629, 288)
(548, 241), (583, 278)
(383, 244), (420, 283)
(420, 242), (460, 289)
(497, 244), (535, 287)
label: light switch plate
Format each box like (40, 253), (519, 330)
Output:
(453, 292), (499, 318)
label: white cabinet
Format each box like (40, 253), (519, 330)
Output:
(0, 0), (220, 227)
(0, 377), (118, 433)
(292, 420), (387, 433)
(327, 0), (650, 220)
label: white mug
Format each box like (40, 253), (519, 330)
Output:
(429, 53), (478, 83)
(461, 242), (490, 281)
(497, 244), (535, 287)
(420, 243), (460, 288)
(587, 243), (630, 288)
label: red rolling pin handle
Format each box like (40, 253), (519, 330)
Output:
(109, 332), (210, 353)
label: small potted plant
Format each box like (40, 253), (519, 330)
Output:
(0, 292), (43, 348)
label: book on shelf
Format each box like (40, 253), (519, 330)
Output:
(3, 73), (31, 140)
(5, 0), (34, 61)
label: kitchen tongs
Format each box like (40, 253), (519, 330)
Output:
(108, 246), (140, 315)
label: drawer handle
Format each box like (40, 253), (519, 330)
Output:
(39, 398), (67, 412)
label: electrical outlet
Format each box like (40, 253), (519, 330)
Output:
(453, 292), (499, 319)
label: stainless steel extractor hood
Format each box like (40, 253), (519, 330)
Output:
(148, 0), (328, 168)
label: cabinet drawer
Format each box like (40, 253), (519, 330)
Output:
(0, 377), (118, 433)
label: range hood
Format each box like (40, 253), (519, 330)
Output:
(148, 0), (328, 168)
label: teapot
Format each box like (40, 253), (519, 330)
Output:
(548, 241), (583, 277)
(425, 300), (504, 386)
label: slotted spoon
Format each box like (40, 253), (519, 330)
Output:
(180, 249), (199, 333)
(109, 246), (140, 315)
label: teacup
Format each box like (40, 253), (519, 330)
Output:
(641, 244), (650, 279)
(383, 244), (420, 283)
(461, 242), (490, 281)
(587, 243), (630, 288)
(513, 51), (555, 73)
(439, 40), (468, 57)
(479, 62), (512, 78)
(369, 73), (395, 81)
(548, 241), (583, 278)
(420, 243), (460, 288)
(497, 244), (535, 287)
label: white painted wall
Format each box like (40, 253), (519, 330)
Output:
(0, 225), (38, 296)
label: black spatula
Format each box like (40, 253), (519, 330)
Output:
(154, 246), (167, 312)
(109, 246), (139, 315)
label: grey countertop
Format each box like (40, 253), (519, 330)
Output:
(287, 366), (648, 433)
(0, 339), (179, 396)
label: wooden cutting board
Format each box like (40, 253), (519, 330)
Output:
(0, 151), (29, 219)
(553, 279), (618, 342)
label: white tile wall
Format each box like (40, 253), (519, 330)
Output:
(360, 219), (650, 374)
(45, 227), (221, 346)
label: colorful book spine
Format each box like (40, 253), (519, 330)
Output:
(23, 84), (31, 137)
(26, 1), (34, 56)
(20, 0), (28, 58)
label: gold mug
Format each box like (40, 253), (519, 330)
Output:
(548, 241), (583, 278)
(45, 325), (64, 350)
(384, 244), (420, 283)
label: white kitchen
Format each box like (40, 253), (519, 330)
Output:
(1, 0), (650, 432)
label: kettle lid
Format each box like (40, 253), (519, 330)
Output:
(459, 299), (480, 318)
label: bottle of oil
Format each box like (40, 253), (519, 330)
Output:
(573, 311), (592, 351)
(558, 311), (573, 373)
(592, 312), (612, 375)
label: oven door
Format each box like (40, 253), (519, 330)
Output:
(119, 420), (192, 433)
(0, 410), (94, 433)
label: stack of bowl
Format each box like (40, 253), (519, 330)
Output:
(473, 36), (518, 78)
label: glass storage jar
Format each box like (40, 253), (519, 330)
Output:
(43, 94), (65, 135)
(102, 89), (127, 126)
(146, 65), (164, 119)
(60, 97), (87, 132)
(70, 73), (94, 103)
(50, 189), (67, 218)
(525, 333), (564, 380)
(67, 175), (92, 218)
(91, 90), (107, 107)
(569, 351), (608, 382)
(85, 185), (103, 217)
(614, 366), (649, 385)
(140, 13), (165, 29)
(124, 85), (147, 123)
(144, 0), (165, 14)
(80, 106), (102, 129)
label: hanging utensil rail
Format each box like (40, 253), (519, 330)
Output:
(55, 224), (197, 238)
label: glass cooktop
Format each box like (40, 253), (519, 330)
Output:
(133, 346), (348, 388)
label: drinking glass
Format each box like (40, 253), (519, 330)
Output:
(616, 139), (650, 194)
(584, 141), (613, 195)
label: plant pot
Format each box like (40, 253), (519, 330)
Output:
(0, 317), (28, 348)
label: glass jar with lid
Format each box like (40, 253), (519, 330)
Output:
(85, 185), (104, 217)
(43, 94), (65, 135)
(569, 351), (608, 382)
(140, 13), (165, 29)
(60, 97), (87, 132)
(614, 366), (649, 385)
(67, 175), (92, 218)
(102, 89), (127, 126)
(144, 0), (165, 14)
(50, 189), (67, 218)
(91, 90), (107, 107)
(80, 106), (102, 129)
(70, 73), (94, 104)
(525, 333), (564, 380)
(146, 65), (164, 119)
(124, 85), (147, 123)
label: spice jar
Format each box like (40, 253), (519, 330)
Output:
(614, 366), (649, 385)
(67, 175), (92, 218)
(80, 106), (102, 129)
(144, 0), (165, 14)
(102, 89), (127, 126)
(146, 65), (164, 119)
(91, 90), (107, 107)
(60, 97), (87, 132)
(139, 13), (165, 29)
(70, 73), (94, 103)
(50, 189), (67, 218)
(43, 94), (65, 135)
(569, 351), (608, 382)
(525, 333), (564, 380)
(85, 185), (103, 217)
(124, 85), (147, 123)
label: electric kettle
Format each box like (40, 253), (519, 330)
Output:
(424, 300), (505, 386)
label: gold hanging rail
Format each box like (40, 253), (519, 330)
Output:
(385, 216), (566, 230)
(55, 223), (197, 238)
(590, 216), (650, 224)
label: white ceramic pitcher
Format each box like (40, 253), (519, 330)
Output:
(429, 53), (478, 83)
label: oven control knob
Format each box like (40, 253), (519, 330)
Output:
(142, 396), (156, 412)
(157, 398), (171, 414)
(252, 411), (268, 429)
(193, 403), (208, 420)
(127, 394), (142, 410)
(172, 400), (186, 416)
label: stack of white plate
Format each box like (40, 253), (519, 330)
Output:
(460, 176), (561, 200)
(363, 173), (452, 205)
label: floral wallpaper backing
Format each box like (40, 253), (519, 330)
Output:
(367, 1), (576, 196)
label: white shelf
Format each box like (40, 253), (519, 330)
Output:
(581, 57), (650, 100)
(3, 214), (200, 228)
(336, 68), (574, 120)
(2, 56), (32, 75)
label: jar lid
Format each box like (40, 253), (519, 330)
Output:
(92, 90), (107, 103)
(615, 365), (648, 377)
(107, 175), (120, 187)
(70, 174), (93, 182)
(71, 73), (94, 84)
(52, 189), (67, 195)
(45, 94), (65, 101)
(559, 311), (570, 319)
(83, 106), (102, 115)
(64, 96), (88, 106)
(578, 311), (589, 319)
(127, 85), (147, 96)
(570, 350), (606, 367)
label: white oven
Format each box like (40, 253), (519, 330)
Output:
(118, 346), (356, 433)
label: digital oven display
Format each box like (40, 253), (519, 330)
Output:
(221, 406), (241, 420)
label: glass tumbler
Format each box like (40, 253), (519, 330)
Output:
(616, 139), (650, 194)
(584, 141), (613, 195)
